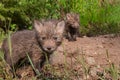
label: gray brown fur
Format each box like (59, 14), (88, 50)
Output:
(2, 19), (65, 74)
(65, 12), (80, 41)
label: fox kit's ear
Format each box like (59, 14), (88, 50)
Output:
(56, 21), (65, 34)
(66, 13), (71, 20)
(34, 20), (43, 33)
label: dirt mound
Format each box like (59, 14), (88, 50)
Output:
(49, 34), (120, 79)
(51, 34), (120, 66)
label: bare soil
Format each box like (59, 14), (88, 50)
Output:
(51, 34), (120, 66)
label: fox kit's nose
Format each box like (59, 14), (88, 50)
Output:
(45, 46), (55, 52)
(47, 47), (52, 51)
(44, 40), (56, 53)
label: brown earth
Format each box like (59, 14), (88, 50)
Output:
(51, 34), (120, 66)
(4, 34), (120, 80)
(49, 34), (120, 79)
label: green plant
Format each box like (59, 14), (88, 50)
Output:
(0, 0), (120, 36)
(105, 50), (120, 80)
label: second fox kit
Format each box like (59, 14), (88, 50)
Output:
(2, 20), (65, 74)
(65, 12), (80, 41)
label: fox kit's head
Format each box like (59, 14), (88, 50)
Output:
(66, 13), (80, 28)
(34, 20), (65, 53)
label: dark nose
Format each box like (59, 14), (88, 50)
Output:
(47, 47), (52, 51)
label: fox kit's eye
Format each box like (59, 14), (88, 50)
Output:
(53, 36), (58, 40)
(72, 21), (75, 24)
(41, 36), (46, 40)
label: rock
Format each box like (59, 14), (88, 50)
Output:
(90, 67), (98, 77)
(86, 57), (96, 65)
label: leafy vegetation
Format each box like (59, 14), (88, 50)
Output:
(0, 0), (120, 35)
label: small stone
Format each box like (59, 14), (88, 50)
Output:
(90, 67), (98, 77)
(83, 75), (90, 80)
(83, 36), (87, 38)
(97, 45), (104, 48)
(93, 52), (97, 55)
(86, 57), (96, 65)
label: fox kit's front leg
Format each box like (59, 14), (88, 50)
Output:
(73, 34), (77, 41)
(68, 31), (72, 41)
(30, 43), (43, 74)
(31, 53), (42, 72)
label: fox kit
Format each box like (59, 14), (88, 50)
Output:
(2, 20), (65, 75)
(65, 12), (80, 41)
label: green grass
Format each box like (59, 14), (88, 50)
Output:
(0, 0), (120, 36)
(69, 0), (120, 36)
(0, 30), (5, 47)
(0, 50), (13, 80)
